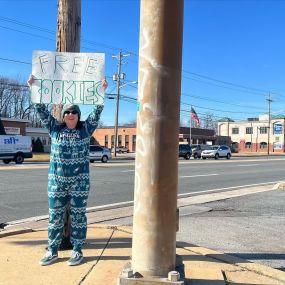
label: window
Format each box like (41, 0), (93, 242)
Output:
(90, 145), (103, 152)
(260, 142), (267, 149)
(111, 135), (115, 147)
(259, 127), (267, 134)
(232, 128), (239, 134)
(245, 142), (252, 149)
(246, 127), (253, 134)
(118, 135), (122, 146)
(132, 135), (136, 144)
(231, 142), (239, 149)
(104, 135), (108, 148)
(125, 135), (129, 147)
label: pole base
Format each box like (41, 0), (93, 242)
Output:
(118, 256), (185, 285)
(118, 276), (184, 285)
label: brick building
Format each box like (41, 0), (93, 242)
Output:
(93, 125), (219, 152)
(93, 125), (137, 152)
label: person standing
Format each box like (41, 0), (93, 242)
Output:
(27, 75), (107, 266)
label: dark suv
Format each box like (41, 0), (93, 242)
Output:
(179, 144), (192, 160)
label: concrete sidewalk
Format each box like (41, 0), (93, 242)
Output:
(1, 224), (285, 285)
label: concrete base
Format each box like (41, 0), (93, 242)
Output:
(118, 256), (185, 285)
(118, 276), (184, 285)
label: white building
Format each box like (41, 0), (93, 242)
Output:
(218, 115), (285, 153)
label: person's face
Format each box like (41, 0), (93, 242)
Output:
(63, 110), (79, 129)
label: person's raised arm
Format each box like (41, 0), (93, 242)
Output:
(27, 75), (58, 133)
(84, 78), (107, 135)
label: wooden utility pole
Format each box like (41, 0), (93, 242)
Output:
(56, 0), (81, 249)
(119, 1), (184, 284)
(54, 0), (81, 120)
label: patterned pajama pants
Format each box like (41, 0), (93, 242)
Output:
(47, 179), (89, 254)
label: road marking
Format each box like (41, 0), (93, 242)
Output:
(236, 164), (260, 167)
(180, 174), (219, 178)
(178, 181), (279, 198)
(0, 165), (49, 170)
(6, 181), (282, 227)
(121, 170), (135, 172)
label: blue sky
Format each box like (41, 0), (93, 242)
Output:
(0, 0), (284, 126)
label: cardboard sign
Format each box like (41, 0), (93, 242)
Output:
(31, 50), (105, 105)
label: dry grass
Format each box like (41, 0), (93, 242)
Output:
(27, 153), (50, 162)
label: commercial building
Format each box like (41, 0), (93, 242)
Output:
(93, 125), (221, 152)
(0, 117), (30, 135)
(1, 117), (225, 153)
(218, 115), (285, 153)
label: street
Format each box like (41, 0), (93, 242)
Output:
(1, 156), (285, 223)
(1, 156), (285, 271)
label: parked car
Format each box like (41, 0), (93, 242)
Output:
(190, 144), (212, 159)
(89, 145), (112, 163)
(179, 144), (192, 160)
(111, 146), (129, 153)
(201, 145), (231, 160)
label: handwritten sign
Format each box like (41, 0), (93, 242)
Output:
(31, 50), (105, 105)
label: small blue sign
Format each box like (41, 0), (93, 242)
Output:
(274, 124), (282, 135)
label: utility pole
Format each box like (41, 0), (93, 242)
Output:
(189, 105), (192, 145)
(112, 51), (129, 157)
(56, 0), (81, 249)
(119, 1), (184, 284)
(267, 93), (272, 156)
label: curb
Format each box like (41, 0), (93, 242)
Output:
(182, 245), (285, 283)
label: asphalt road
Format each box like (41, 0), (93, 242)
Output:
(1, 156), (285, 223)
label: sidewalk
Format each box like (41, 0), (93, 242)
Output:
(1, 224), (285, 284)
(1, 182), (285, 284)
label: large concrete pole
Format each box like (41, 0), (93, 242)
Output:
(132, 0), (184, 278)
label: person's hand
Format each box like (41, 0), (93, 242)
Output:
(101, 78), (108, 91)
(95, 105), (104, 114)
(27, 75), (35, 87)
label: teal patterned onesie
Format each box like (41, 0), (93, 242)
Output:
(35, 104), (103, 254)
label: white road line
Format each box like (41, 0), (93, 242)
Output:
(180, 174), (219, 178)
(121, 170), (135, 172)
(236, 164), (260, 167)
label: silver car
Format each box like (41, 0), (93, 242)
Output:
(89, 145), (112, 163)
(201, 145), (231, 160)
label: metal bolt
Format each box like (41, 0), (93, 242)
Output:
(121, 268), (133, 278)
(168, 271), (180, 281)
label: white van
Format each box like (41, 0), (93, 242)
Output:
(0, 135), (33, 164)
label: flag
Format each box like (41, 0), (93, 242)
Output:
(190, 107), (200, 126)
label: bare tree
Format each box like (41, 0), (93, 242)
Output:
(201, 112), (217, 131)
(0, 76), (35, 124)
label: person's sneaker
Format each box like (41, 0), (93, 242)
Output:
(67, 251), (83, 266)
(39, 251), (58, 266)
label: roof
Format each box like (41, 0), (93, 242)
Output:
(0, 117), (31, 123)
(26, 127), (48, 134)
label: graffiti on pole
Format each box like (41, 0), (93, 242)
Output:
(31, 51), (105, 105)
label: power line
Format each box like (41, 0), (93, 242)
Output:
(183, 70), (269, 94)
(0, 15), (283, 98)
(182, 92), (263, 110)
